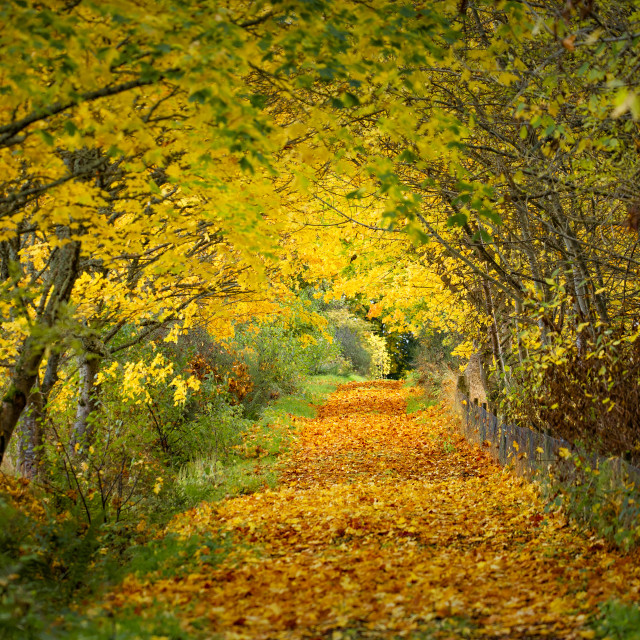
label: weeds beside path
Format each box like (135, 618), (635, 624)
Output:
(106, 381), (640, 639)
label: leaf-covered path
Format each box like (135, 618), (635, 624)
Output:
(109, 382), (640, 639)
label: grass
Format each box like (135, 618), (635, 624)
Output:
(592, 599), (640, 639)
(403, 368), (450, 415)
(406, 393), (438, 414)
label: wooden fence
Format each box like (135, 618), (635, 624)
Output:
(455, 391), (640, 487)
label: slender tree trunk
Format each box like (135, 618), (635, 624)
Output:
(70, 352), (102, 452)
(514, 298), (529, 367)
(482, 277), (507, 384)
(18, 390), (42, 479)
(17, 352), (61, 478)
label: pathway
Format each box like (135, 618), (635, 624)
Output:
(108, 381), (640, 639)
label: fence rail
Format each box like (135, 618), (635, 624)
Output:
(455, 391), (640, 487)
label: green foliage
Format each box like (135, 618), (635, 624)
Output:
(0, 492), (110, 639)
(231, 315), (340, 418)
(39, 403), (171, 525)
(330, 310), (373, 376)
(58, 613), (190, 640)
(124, 531), (229, 580)
(25, 308), (340, 526)
(542, 453), (640, 552)
(594, 600), (640, 640)
(0, 494), (227, 638)
(174, 373), (364, 507)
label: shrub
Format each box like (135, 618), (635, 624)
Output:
(231, 315), (338, 418)
(326, 308), (395, 377)
(508, 325), (640, 465)
(595, 599), (640, 639)
(333, 323), (372, 375)
(542, 450), (640, 551)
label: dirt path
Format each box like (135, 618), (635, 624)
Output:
(108, 381), (640, 639)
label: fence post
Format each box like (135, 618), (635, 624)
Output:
(465, 393), (470, 436)
(528, 433), (535, 474)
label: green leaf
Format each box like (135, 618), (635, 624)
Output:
(38, 130), (55, 145)
(188, 88), (212, 104)
(341, 92), (359, 108)
(479, 209), (502, 225)
(396, 148), (418, 163)
(472, 228), (492, 243)
(63, 120), (77, 136)
(447, 212), (468, 227)
(239, 157), (254, 174)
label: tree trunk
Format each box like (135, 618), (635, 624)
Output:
(18, 391), (43, 479)
(70, 352), (102, 452)
(17, 352), (61, 478)
(482, 277), (507, 383)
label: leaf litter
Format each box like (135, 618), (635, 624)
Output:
(106, 381), (640, 638)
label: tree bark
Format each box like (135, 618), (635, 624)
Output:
(17, 351), (61, 478)
(70, 351), (102, 452)
(482, 277), (507, 383)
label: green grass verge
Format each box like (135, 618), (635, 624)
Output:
(591, 599), (640, 639)
(406, 393), (438, 414)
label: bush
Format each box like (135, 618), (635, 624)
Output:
(529, 328), (640, 464)
(410, 330), (461, 400)
(0, 473), (230, 640)
(542, 451), (640, 552)
(333, 323), (372, 375)
(326, 308), (394, 377)
(231, 315), (339, 418)
(594, 600), (640, 639)
(0, 479), (113, 639)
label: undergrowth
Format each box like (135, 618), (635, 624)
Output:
(593, 599), (640, 639)
(0, 373), (363, 640)
(540, 450), (640, 552)
(403, 369), (444, 415)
